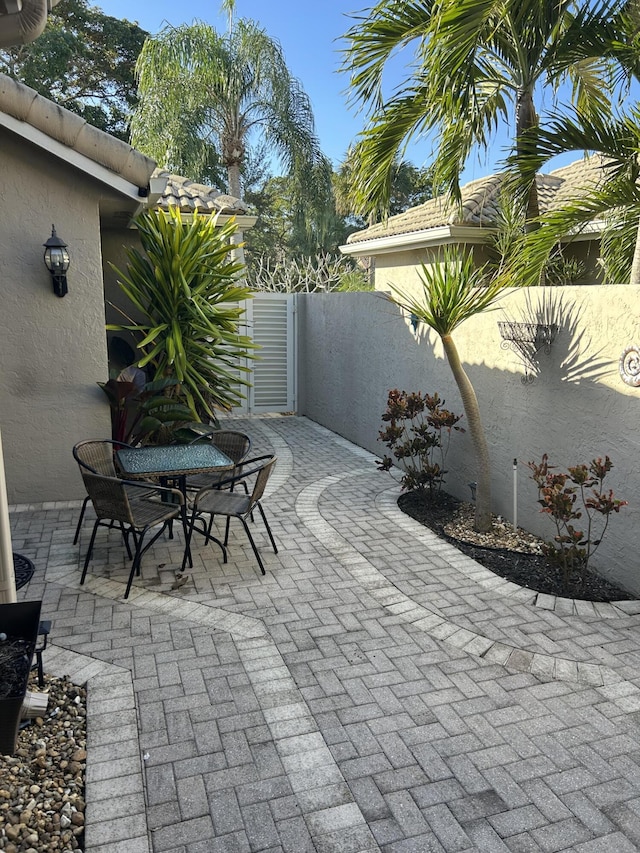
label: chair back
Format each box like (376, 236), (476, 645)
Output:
(73, 440), (120, 476)
(192, 430), (251, 465)
(248, 455), (277, 507)
(81, 470), (133, 525)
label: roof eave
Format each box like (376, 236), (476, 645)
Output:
(340, 225), (493, 257)
(159, 211), (257, 229)
(0, 110), (150, 206)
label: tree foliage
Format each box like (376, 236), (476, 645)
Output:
(244, 156), (438, 273)
(334, 150), (439, 225)
(247, 252), (370, 293)
(504, 107), (640, 286)
(0, 0), (148, 139)
(244, 172), (353, 267)
(341, 0), (635, 219)
(132, 17), (328, 201)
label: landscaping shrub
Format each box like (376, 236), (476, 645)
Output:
(528, 454), (627, 591)
(378, 389), (464, 498)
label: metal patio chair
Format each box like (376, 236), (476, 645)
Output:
(185, 429), (252, 493)
(72, 439), (134, 544)
(186, 454), (278, 575)
(79, 469), (187, 599)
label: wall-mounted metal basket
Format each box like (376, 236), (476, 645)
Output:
(498, 321), (558, 383)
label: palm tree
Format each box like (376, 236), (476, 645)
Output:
(388, 249), (508, 532)
(131, 16), (328, 200)
(341, 0), (632, 218)
(504, 108), (640, 286)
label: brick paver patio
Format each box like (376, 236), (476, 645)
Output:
(11, 414), (640, 853)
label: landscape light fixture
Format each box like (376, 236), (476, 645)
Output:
(43, 225), (70, 297)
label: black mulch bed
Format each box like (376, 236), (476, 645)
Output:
(398, 491), (635, 603)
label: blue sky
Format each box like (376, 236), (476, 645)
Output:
(98, 0), (379, 169)
(96, 0), (575, 183)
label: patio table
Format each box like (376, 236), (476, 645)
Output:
(116, 444), (234, 493)
(116, 444), (235, 570)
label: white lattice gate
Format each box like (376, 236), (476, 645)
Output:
(234, 293), (296, 414)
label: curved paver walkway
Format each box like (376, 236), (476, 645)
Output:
(11, 414), (640, 853)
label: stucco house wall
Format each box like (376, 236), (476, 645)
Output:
(373, 238), (603, 300)
(0, 128), (118, 503)
(297, 286), (640, 593)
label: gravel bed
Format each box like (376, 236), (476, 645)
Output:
(0, 675), (86, 852)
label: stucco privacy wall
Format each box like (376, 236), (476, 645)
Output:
(1, 128), (111, 502)
(297, 287), (640, 593)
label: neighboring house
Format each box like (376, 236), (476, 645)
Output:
(0, 73), (252, 503)
(341, 156), (609, 294)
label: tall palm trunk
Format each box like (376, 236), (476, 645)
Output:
(227, 163), (242, 199)
(441, 333), (492, 532)
(516, 89), (541, 225)
(225, 163), (246, 268)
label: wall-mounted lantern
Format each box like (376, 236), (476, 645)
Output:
(43, 225), (70, 297)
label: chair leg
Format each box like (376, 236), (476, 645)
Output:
(180, 505), (193, 571)
(73, 496), (90, 545)
(124, 540), (143, 599)
(130, 531), (143, 576)
(256, 503), (278, 554)
(240, 517), (266, 575)
(80, 519), (101, 584)
(120, 523), (133, 559)
(124, 524), (162, 598)
(205, 513), (227, 563)
(181, 509), (197, 572)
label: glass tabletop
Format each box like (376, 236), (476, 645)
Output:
(117, 444), (233, 477)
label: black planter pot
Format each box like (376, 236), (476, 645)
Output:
(0, 600), (42, 755)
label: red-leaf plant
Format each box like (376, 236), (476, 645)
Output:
(528, 454), (627, 591)
(378, 389), (464, 498)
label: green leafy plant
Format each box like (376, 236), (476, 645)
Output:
(378, 389), (464, 498)
(528, 454), (627, 591)
(98, 366), (205, 446)
(108, 207), (256, 422)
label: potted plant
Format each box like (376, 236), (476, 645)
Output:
(98, 365), (208, 445)
(0, 600), (42, 755)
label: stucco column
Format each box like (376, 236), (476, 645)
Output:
(0, 430), (17, 603)
(231, 228), (246, 269)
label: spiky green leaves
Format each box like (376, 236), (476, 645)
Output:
(108, 207), (256, 420)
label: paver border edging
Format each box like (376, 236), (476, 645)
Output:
(44, 645), (151, 853)
(300, 417), (640, 620)
(294, 470), (640, 699)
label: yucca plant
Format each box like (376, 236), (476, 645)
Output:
(389, 248), (510, 532)
(108, 207), (256, 422)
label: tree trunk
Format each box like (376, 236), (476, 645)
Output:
(227, 163), (242, 199)
(224, 163), (246, 273)
(231, 228), (246, 270)
(441, 333), (493, 532)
